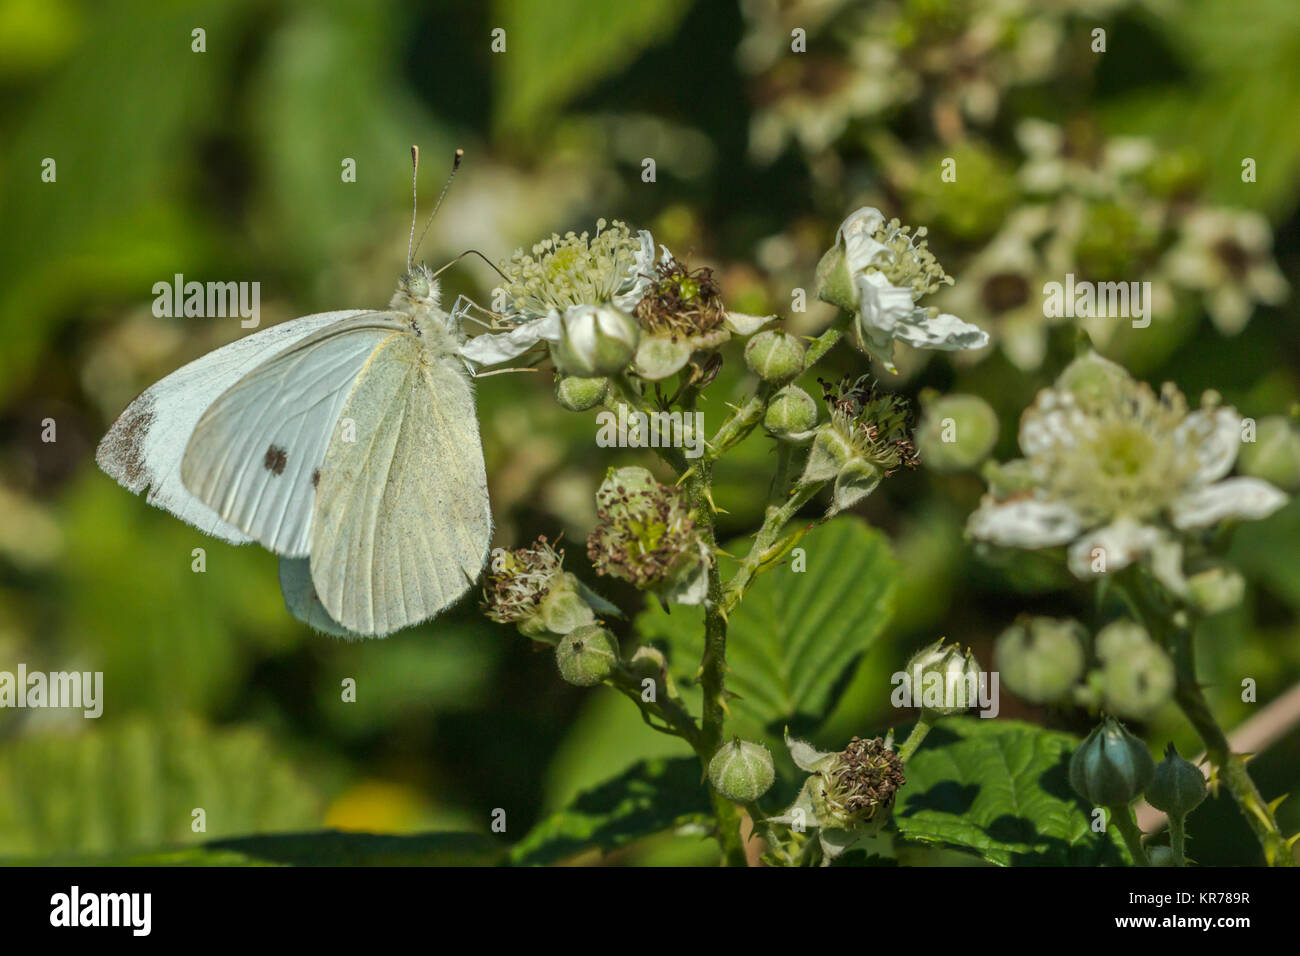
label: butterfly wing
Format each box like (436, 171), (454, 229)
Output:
(95, 310), (375, 543)
(278, 556), (355, 638)
(309, 334), (491, 636)
(180, 314), (410, 557)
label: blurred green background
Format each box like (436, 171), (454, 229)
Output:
(1, 0), (1298, 865)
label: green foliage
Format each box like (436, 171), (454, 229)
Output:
(492, 0), (693, 135)
(895, 718), (1130, 867)
(637, 518), (898, 734)
(0, 717), (321, 858)
(510, 757), (711, 865)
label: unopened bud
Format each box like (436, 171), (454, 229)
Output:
(1069, 716), (1154, 807)
(763, 384), (818, 442)
(708, 738), (775, 802)
(555, 624), (619, 686)
(745, 330), (805, 384)
(555, 374), (609, 412)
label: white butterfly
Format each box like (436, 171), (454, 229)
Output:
(97, 149), (494, 638)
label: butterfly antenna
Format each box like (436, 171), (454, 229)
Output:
(407, 145), (420, 273)
(432, 248), (510, 283)
(411, 147), (463, 268)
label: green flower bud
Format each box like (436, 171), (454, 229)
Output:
(554, 375), (609, 412)
(1237, 416), (1300, 491)
(1069, 716), (1155, 807)
(1054, 351), (1132, 408)
(1095, 620), (1174, 720)
(763, 385), (818, 442)
(916, 392), (1000, 472)
(1145, 743), (1206, 818)
(814, 242), (855, 312)
(1185, 565), (1246, 615)
(551, 304), (639, 377)
(745, 330), (806, 385)
(904, 639), (983, 717)
(555, 624), (619, 687)
(708, 738), (775, 803)
(994, 617), (1086, 704)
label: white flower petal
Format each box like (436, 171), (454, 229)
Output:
(891, 309), (989, 351)
(838, 207), (888, 274)
(1018, 392), (1084, 457)
(1169, 477), (1288, 530)
(966, 497), (1085, 548)
(854, 271), (915, 333)
(460, 313), (562, 366)
(1066, 518), (1162, 578)
(1176, 407), (1242, 485)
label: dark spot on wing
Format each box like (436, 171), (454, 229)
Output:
(311, 468), (321, 488)
(264, 444), (288, 476)
(101, 391), (157, 490)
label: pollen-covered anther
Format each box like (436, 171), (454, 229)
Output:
(633, 257), (728, 342)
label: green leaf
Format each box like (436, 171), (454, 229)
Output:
(510, 757), (710, 865)
(491, 0), (693, 134)
(637, 518), (898, 734)
(895, 718), (1130, 866)
(0, 717), (321, 858)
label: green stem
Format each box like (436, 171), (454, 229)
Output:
(1169, 815), (1187, 867)
(1110, 805), (1150, 866)
(1121, 571), (1295, 866)
(1170, 628), (1295, 866)
(721, 478), (825, 615)
(897, 716), (934, 763)
(607, 665), (701, 747)
(702, 324), (844, 464)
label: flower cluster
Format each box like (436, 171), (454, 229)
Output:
(966, 352), (1288, 593)
(936, 121), (1289, 368)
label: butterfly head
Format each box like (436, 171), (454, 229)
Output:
(392, 264), (441, 312)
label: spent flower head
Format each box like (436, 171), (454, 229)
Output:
(630, 254), (773, 380)
(770, 731), (906, 865)
(586, 466), (709, 605)
(800, 376), (918, 514)
(966, 352), (1288, 593)
(481, 536), (599, 641)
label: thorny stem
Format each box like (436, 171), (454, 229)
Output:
(609, 325), (845, 866)
(1121, 570), (1296, 866)
(721, 477), (825, 615)
(1109, 805), (1150, 866)
(607, 665), (701, 748)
